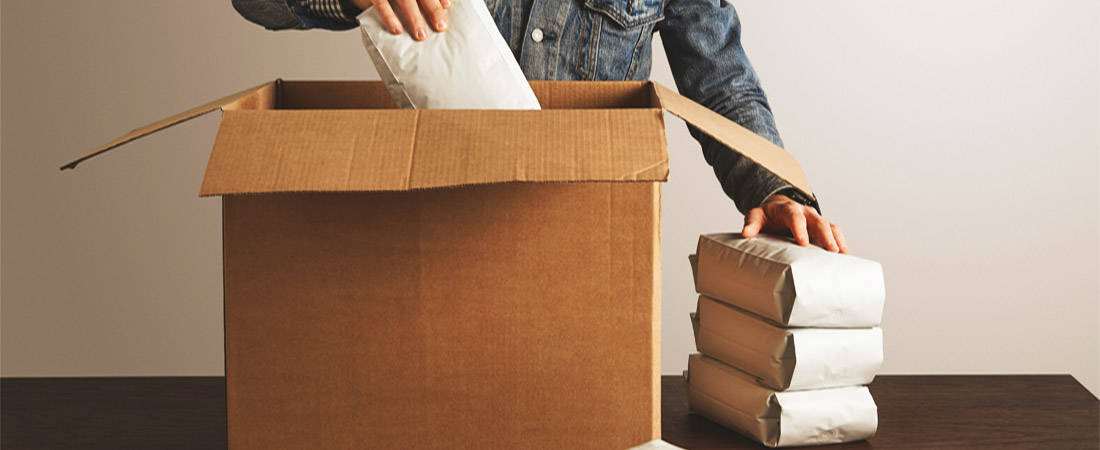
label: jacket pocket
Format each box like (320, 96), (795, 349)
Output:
(583, 0), (663, 28)
(576, 0), (663, 80)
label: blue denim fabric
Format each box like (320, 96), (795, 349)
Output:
(231, 0), (819, 213)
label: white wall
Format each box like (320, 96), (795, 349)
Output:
(2, 1), (1097, 394)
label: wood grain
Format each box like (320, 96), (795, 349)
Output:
(3, 375), (1096, 449)
(664, 375), (1098, 449)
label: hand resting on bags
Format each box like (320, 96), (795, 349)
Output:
(741, 194), (849, 254)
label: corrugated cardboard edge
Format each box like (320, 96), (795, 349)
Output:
(651, 183), (663, 439)
(195, 107), (669, 197)
(650, 83), (814, 199)
(58, 80), (279, 170)
(220, 196), (233, 448)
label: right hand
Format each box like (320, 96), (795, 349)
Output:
(353, 0), (450, 41)
(741, 194), (849, 254)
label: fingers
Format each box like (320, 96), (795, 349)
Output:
(756, 197), (848, 253)
(373, 0), (448, 39)
(808, 213), (840, 253)
(779, 203), (810, 247)
(832, 223), (850, 254)
(418, 0), (449, 31)
(741, 208), (765, 238)
(371, 0), (404, 34)
(394, 0), (430, 40)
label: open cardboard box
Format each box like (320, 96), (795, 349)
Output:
(62, 80), (812, 449)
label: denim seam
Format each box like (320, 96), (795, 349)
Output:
(588, 17), (602, 80)
(576, 11), (592, 79)
(547, 0), (574, 79)
(624, 21), (653, 79)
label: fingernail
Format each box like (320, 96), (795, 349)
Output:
(415, 28), (427, 40)
(441, 0), (452, 7)
(436, 19), (447, 31)
(391, 24), (402, 34)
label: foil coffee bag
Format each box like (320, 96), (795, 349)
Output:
(686, 353), (878, 447)
(692, 295), (883, 391)
(358, 0), (540, 109)
(693, 233), (885, 327)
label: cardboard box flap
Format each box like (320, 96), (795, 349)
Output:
(650, 83), (814, 198)
(58, 81), (278, 170)
(59, 79), (813, 196)
(198, 108), (669, 196)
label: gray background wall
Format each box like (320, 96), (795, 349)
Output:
(2, 1), (1097, 394)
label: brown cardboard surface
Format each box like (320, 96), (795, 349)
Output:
(530, 81), (653, 108)
(199, 108), (669, 195)
(62, 81), (813, 201)
(58, 81), (277, 170)
(279, 80), (398, 109)
(269, 80), (651, 110)
(650, 83), (813, 197)
(224, 183), (660, 448)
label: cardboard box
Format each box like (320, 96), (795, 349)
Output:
(693, 234), (885, 327)
(691, 296), (882, 391)
(686, 354), (878, 447)
(62, 80), (814, 449)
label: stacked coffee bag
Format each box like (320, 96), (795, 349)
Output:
(685, 233), (886, 447)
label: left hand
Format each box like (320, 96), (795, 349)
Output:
(741, 194), (849, 254)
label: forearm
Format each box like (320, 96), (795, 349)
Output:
(658, 0), (818, 214)
(231, 0), (362, 30)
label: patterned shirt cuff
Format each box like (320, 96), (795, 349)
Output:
(288, 0), (362, 23)
(772, 187), (822, 215)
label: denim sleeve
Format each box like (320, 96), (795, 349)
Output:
(656, 0), (819, 214)
(231, 0), (361, 30)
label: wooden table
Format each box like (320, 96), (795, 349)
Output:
(2, 375), (1096, 449)
(663, 375), (1097, 449)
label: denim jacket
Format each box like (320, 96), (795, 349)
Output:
(232, 0), (819, 213)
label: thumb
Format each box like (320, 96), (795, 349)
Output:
(741, 208), (765, 237)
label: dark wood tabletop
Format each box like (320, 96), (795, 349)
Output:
(2, 375), (1096, 449)
(664, 375), (1097, 449)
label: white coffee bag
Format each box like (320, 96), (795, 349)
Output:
(693, 233), (885, 327)
(686, 353), (878, 447)
(357, 0), (540, 109)
(692, 295), (882, 391)
(627, 440), (685, 450)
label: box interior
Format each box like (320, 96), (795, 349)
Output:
(247, 80), (660, 111)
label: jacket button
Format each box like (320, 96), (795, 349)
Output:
(531, 28), (544, 43)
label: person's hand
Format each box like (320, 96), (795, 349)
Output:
(741, 194), (849, 254)
(353, 0), (450, 40)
